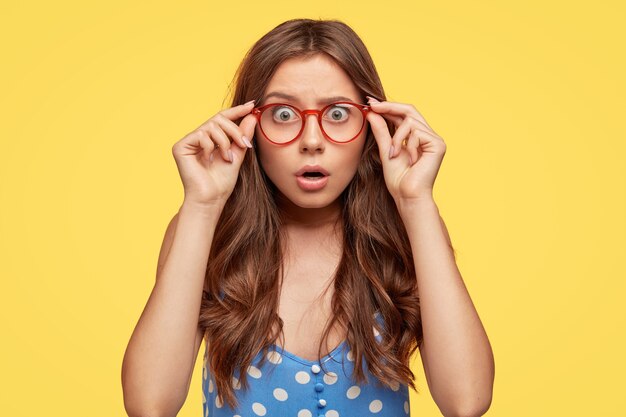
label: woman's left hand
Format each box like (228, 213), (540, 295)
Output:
(365, 96), (446, 204)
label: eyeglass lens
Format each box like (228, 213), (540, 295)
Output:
(259, 103), (364, 143)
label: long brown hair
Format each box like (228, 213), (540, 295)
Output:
(199, 18), (438, 410)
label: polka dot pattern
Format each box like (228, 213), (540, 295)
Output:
(252, 402), (266, 415)
(247, 365), (262, 379)
(323, 371), (338, 385)
(273, 387), (288, 401)
(267, 350), (283, 364)
(294, 370), (310, 384)
(369, 399), (383, 413)
(201, 310), (410, 417)
(346, 385), (361, 399)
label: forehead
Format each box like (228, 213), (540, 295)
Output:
(262, 54), (361, 105)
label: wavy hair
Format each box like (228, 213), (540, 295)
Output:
(199, 17), (439, 410)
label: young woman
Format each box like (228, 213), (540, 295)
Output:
(122, 18), (494, 417)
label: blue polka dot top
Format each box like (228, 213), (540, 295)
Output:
(201, 310), (411, 417)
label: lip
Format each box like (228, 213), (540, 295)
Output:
(295, 164), (330, 177)
(296, 175), (329, 191)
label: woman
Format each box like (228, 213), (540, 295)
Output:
(122, 18), (494, 417)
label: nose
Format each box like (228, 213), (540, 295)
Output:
(299, 113), (325, 151)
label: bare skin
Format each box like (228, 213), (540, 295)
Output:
(275, 214), (347, 360)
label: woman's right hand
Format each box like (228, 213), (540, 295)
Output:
(172, 100), (257, 207)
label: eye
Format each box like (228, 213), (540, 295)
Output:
(271, 105), (299, 123)
(324, 105), (350, 123)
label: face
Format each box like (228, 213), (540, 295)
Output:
(254, 54), (368, 216)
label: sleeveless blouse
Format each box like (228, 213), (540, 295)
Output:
(201, 310), (411, 417)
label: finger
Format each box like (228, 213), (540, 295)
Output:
(226, 113), (258, 165)
(368, 99), (432, 130)
(369, 104), (404, 127)
(218, 100), (256, 121)
(196, 129), (216, 162)
(214, 113), (251, 149)
(237, 113), (258, 146)
(384, 113), (404, 127)
(176, 129), (211, 159)
(411, 127), (443, 164)
(389, 118), (416, 158)
(405, 128), (421, 166)
(206, 123), (234, 163)
(365, 111), (393, 161)
(413, 126), (443, 144)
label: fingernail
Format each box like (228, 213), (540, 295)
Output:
(242, 136), (253, 148)
(389, 145), (395, 160)
(244, 99), (255, 106)
(228, 149), (234, 162)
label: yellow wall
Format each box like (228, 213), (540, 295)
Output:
(1, 1), (624, 416)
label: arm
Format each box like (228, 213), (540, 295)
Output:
(398, 198), (495, 417)
(121, 200), (222, 417)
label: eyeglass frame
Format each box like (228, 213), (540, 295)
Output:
(251, 101), (372, 145)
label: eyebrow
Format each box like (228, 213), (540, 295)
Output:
(261, 91), (359, 105)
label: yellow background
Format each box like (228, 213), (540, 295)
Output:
(1, 1), (624, 416)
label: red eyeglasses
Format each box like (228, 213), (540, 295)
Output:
(251, 101), (371, 145)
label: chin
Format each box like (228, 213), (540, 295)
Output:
(293, 200), (333, 209)
(274, 182), (340, 208)
(288, 191), (336, 208)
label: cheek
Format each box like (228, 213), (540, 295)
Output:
(254, 126), (279, 159)
(343, 135), (367, 177)
(348, 134), (367, 162)
(336, 147), (364, 182)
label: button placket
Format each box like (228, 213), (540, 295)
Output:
(310, 363), (327, 413)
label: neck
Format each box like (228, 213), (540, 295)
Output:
(276, 193), (345, 278)
(276, 193), (343, 231)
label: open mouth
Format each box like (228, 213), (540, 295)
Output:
(296, 171), (329, 191)
(301, 172), (326, 178)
